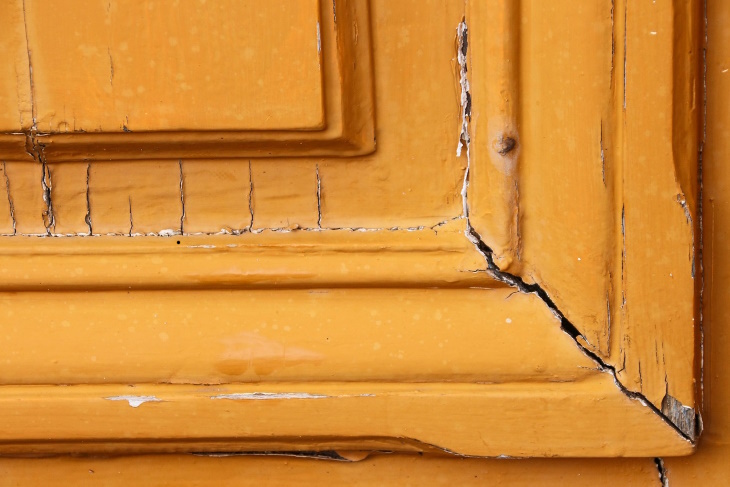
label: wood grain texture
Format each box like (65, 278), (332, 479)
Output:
(181, 160), (252, 234)
(251, 160), (319, 230)
(1, 162), (45, 234)
(612, 0), (701, 417)
(87, 161), (182, 235)
(467, 0), (700, 428)
(663, 0), (730, 482)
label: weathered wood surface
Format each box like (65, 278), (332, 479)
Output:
(0, 0), (700, 457)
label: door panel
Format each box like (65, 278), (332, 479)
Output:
(0, 0), (700, 457)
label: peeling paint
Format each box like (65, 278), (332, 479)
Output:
(455, 14), (694, 442)
(105, 395), (162, 408)
(2, 162), (16, 236)
(456, 20), (470, 158)
(316, 22), (321, 53)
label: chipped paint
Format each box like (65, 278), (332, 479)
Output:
(105, 395), (162, 408)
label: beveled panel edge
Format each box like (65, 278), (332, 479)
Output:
(2, 0), (375, 162)
(0, 376), (693, 457)
(0, 219), (498, 291)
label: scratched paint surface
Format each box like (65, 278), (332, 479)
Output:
(0, 0), (700, 458)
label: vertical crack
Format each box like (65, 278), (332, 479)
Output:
(108, 48), (114, 87)
(247, 160), (254, 232)
(40, 152), (54, 235)
(654, 458), (669, 486)
(610, 0), (615, 89)
(456, 20), (470, 158)
(128, 196), (133, 237)
(2, 162), (16, 236)
(85, 162), (92, 235)
(316, 163), (322, 228)
(600, 122), (607, 186)
(178, 159), (185, 235)
(623, 1), (628, 110)
(21, 0), (36, 130)
(697, 0), (708, 420)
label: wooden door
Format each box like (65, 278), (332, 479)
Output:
(0, 0), (700, 460)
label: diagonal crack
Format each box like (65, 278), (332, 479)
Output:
(466, 225), (694, 443)
(456, 18), (694, 444)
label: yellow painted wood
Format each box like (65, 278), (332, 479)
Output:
(0, 454), (664, 487)
(180, 160), (252, 234)
(663, 0), (730, 482)
(25, 0), (324, 133)
(613, 0), (702, 413)
(0, 375), (690, 457)
(10, 0), (375, 160)
(0, 162), (45, 235)
(250, 160), (319, 230)
(0, 0), (701, 459)
(468, 0), (700, 421)
(0, 1), (32, 162)
(0, 288), (594, 385)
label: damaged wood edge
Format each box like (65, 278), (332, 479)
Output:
(456, 16), (697, 443)
(0, 377), (692, 457)
(654, 457), (669, 487)
(465, 224), (697, 443)
(190, 450), (358, 462)
(21, 0), (55, 235)
(696, 0), (708, 431)
(2, 161), (17, 235)
(188, 436), (517, 462)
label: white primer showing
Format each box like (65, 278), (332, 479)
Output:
(187, 244), (216, 249)
(316, 22), (321, 53)
(105, 395), (162, 408)
(158, 229), (177, 237)
(456, 21), (470, 158)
